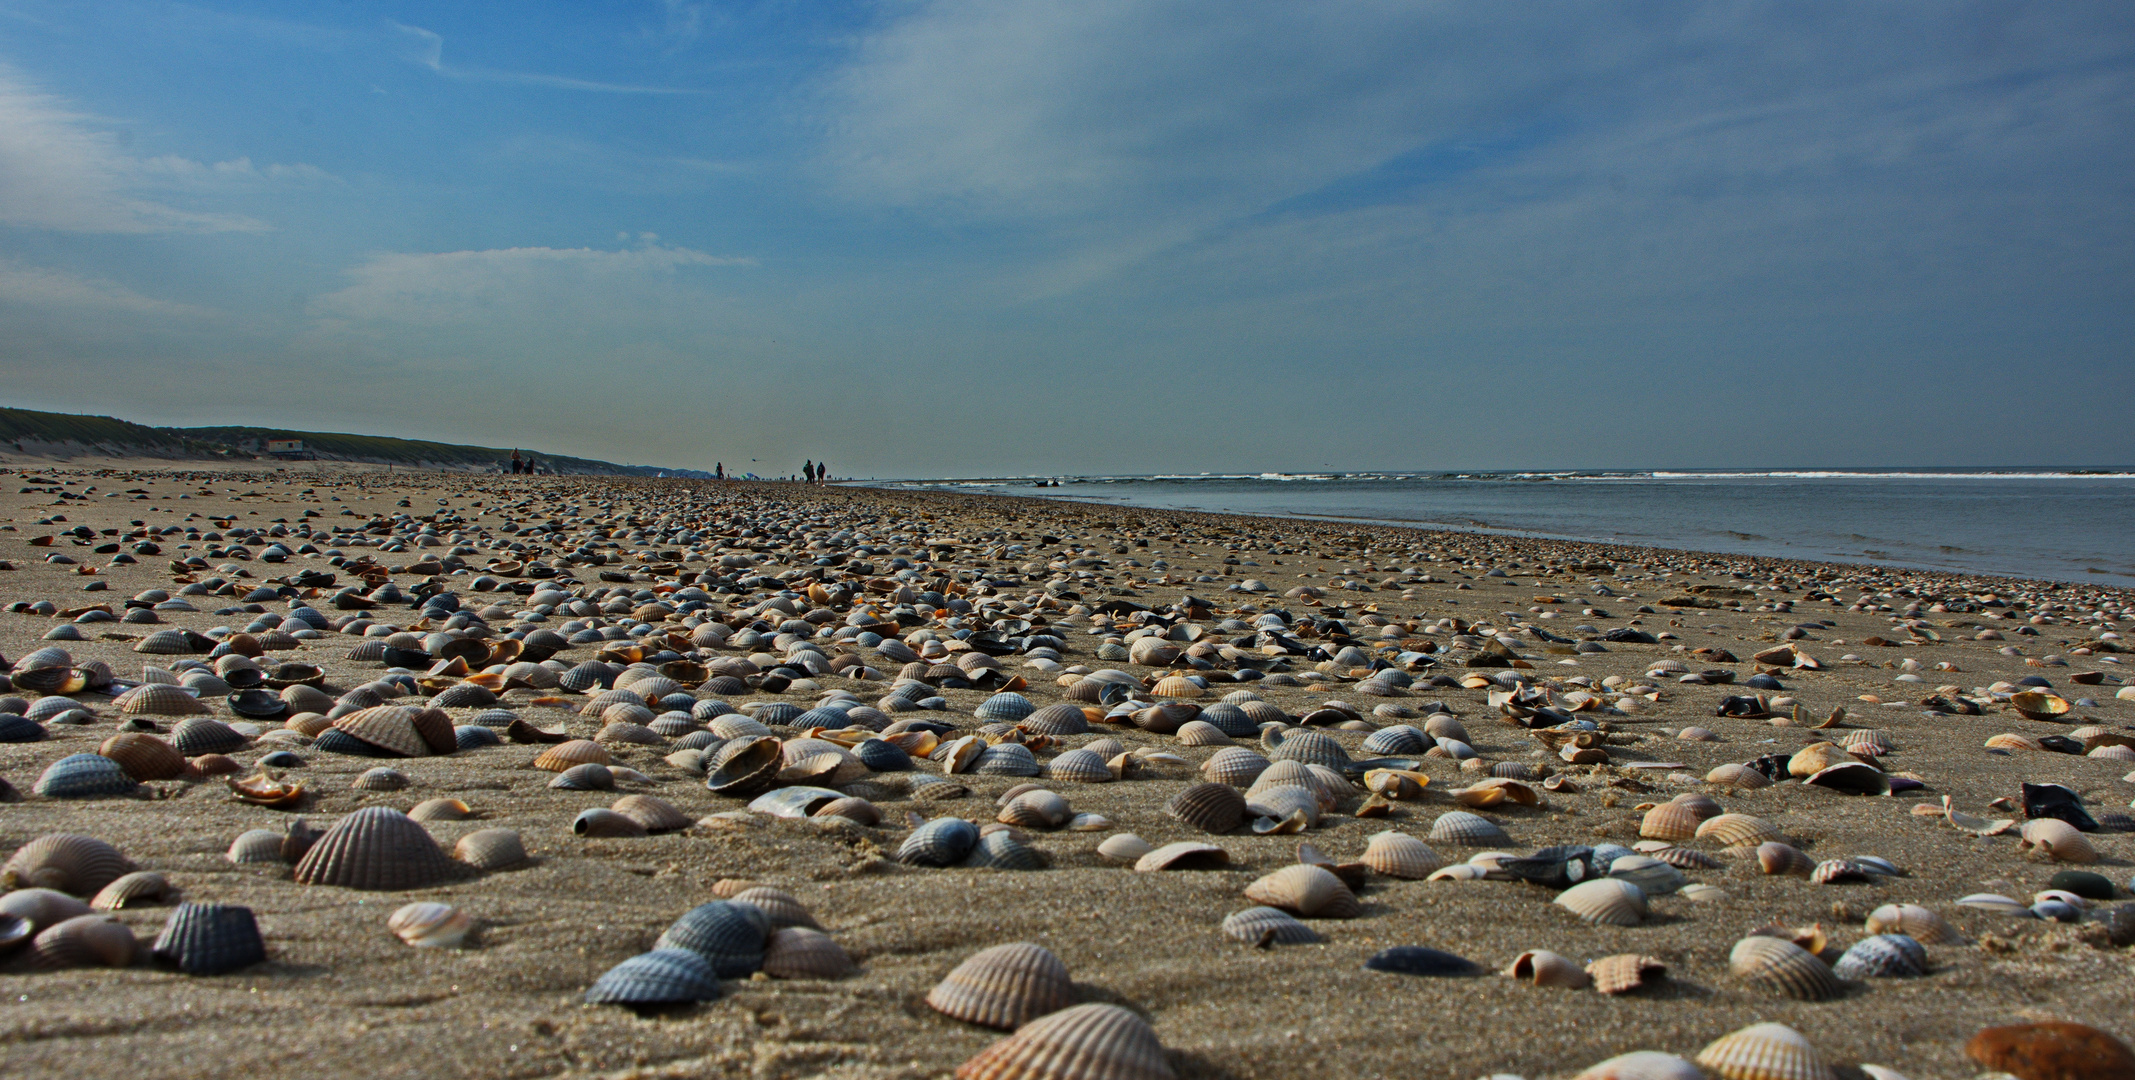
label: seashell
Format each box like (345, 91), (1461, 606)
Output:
(1696, 1023), (1832, 1080)
(1587, 953), (1668, 995)
(2019, 817), (2098, 863)
(5, 834), (134, 895)
(453, 828), (527, 871)
(1705, 763), (1770, 788)
(1506, 948), (1591, 989)
(761, 926), (854, 979)
(965, 829), (1046, 870)
(388, 901), (473, 948)
(1021, 703), (1092, 736)
(926, 942), (1073, 1030)
(998, 789), (1072, 829)
(573, 808), (648, 837)
(0, 888), (92, 933)
(1201, 746), (1270, 787)
(654, 900), (769, 976)
(1427, 810), (1509, 847)
(1957, 892), (2035, 916)
(1864, 903), (1962, 943)
(1787, 741), (1849, 777)
(612, 794), (691, 833)
(705, 735), (781, 795)
(1554, 878), (1647, 926)
(1832, 934), (1925, 979)
(1573, 1052), (1705, 1080)
(1222, 905), (1321, 946)
(814, 796), (882, 826)
(1243, 864), (1361, 919)
(953, 1002), (1170, 1080)
(99, 732), (187, 781)
(2045, 869), (2116, 900)
(899, 817), (981, 866)
(1363, 946), (1479, 977)
(90, 870), (176, 911)
(0, 712), (46, 743)
(31, 913), (137, 969)
(853, 738), (912, 772)
(119, 683), (210, 716)
(1360, 831), (1443, 879)
(1639, 802), (1702, 841)
(1098, 834), (1155, 862)
(1134, 841), (1229, 872)
(1965, 1022), (2135, 1080)
(1362, 725), (1432, 755)
(1245, 784), (1322, 828)
(1810, 858), (1878, 885)
(533, 739), (610, 771)
(2009, 691), (2072, 720)
(1607, 855), (1686, 896)
(351, 766), (410, 791)
(749, 786), (848, 819)
(726, 886), (818, 930)
(1696, 813), (1782, 847)
(409, 797), (473, 822)
(1165, 782), (1249, 834)
(330, 706), (432, 758)
(227, 829), (287, 864)
(1263, 727), (1351, 769)
(584, 948), (723, 1006)
(1046, 748), (1112, 784)
(1729, 935), (1843, 1001)
(1757, 841), (1815, 877)
(1806, 762), (1888, 796)
(1364, 769), (1428, 800)
(1679, 883), (1728, 902)
(550, 762), (615, 791)
(293, 806), (463, 890)
(34, 753), (140, 798)
(1174, 720), (1232, 746)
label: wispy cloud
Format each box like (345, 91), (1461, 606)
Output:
(391, 21), (705, 95)
(311, 239), (752, 327)
(0, 257), (209, 317)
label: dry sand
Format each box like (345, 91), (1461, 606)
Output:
(1, 463), (2132, 1080)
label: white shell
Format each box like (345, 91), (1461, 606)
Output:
(1554, 878), (1647, 926)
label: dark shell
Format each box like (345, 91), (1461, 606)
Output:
(292, 807), (463, 890)
(964, 830), (1046, 871)
(1504, 845), (1598, 889)
(1264, 728), (1351, 769)
(1165, 782), (1248, 834)
(429, 683), (498, 709)
(467, 708), (518, 728)
(453, 725), (501, 750)
(1362, 725), (1432, 755)
(1364, 946), (1479, 977)
(226, 690), (288, 720)
(1196, 702), (1260, 738)
(2023, 782), (2099, 832)
(897, 817), (980, 866)
(0, 714), (46, 743)
(172, 718), (247, 756)
(971, 743), (1041, 777)
(705, 736), (781, 796)
(1021, 703), (1091, 736)
(584, 948), (723, 1006)
(311, 728), (398, 757)
(150, 903), (266, 975)
(653, 901), (769, 977)
(754, 703), (803, 727)
(34, 754), (140, 798)
(1831, 933), (1926, 979)
(853, 738), (912, 772)
(2046, 869), (2116, 901)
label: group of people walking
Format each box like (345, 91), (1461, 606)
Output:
(507, 449), (541, 475)
(707, 461), (829, 482)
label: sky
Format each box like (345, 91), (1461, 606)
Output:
(1, 1), (2132, 478)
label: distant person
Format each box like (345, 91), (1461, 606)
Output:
(804, 460), (814, 485)
(716, 462), (725, 480)
(818, 462), (828, 483)
(510, 449), (523, 475)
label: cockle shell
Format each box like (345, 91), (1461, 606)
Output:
(1639, 802), (1702, 841)
(1831, 934), (1925, 979)
(999, 789), (1073, 829)
(1098, 834), (1155, 863)
(1554, 879), (1647, 926)
(31, 913), (137, 968)
(292, 806), (462, 890)
(99, 732), (187, 781)
(91, 871), (177, 911)
(1587, 954), (1668, 995)
(1134, 841), (1229, 872)
(118, 683), (209, 716)
(584, 948), (722, 1006)
(1696, 1023), (1832, 1080)
(0, 888), (91, 933)
(1864, 903), (1964, 944)
(1572, 1052), (1705, 1080)
(2019, 817), (2099, 863)
(351, 766), (410, 791)
(727, 886), (818, 930)
(388, 901), (473, 947)
(1222, 906), (1321, 945)
(1757, 841), (1815, 877)
(453, 828), (528, 870)
(926, 942), (1073, 1030)
(1729, 935), (1843, 1001)
(1428, 810), (1509, 847)
(654, 900), (769, 976)
(1165, 782), (1248, 834)
(953, 1003), (1173, 1080)
(1505, 949), (1591, 988)
(1048, 749), (1113, 783)
(573, 808), (647, 837)
(34, 754), (140, 798)
(533, 739), (610, 771)
(1705, 763), (1771, 788)
(227, 829), (287, 864)
(4, 834), (133, 896)
(1358, 831), (1442, 879)
(409, 797), (474, 822)
(1965, 1022), (2135, 1080)
(612, 794), (690, 833)
(1696, 813), (1782, 847)
(899, 817), (981, 866)
(1607, 855), (1686, 896)
(1243, 864), (1361, 919)
(761, 926), (854, 978)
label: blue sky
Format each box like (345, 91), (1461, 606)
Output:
(2, 1), (2132, 476)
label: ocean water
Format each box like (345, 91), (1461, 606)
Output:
(871, 471), (2135, 588)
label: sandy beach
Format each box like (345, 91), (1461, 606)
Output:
(2, 463), (2132, 1080)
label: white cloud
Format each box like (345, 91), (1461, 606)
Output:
(0, 257), (208, 317)
(0, 65), (326, 233)
(311, 241), (752, 327)
(389, 20), (705, 95)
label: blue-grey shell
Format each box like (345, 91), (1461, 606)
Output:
(310, 728), (397, 757)
(897, 817), (980, 866)
(753, 703), (803, 727)
(970, 744), (1041, 777)
(584, 948), (723, 1005)
(853, 739), (912, 772)
(1196, 703), (1259, 738)
(172, 718), (246, 756)
(35, 754), (140, 798)
(1362, 725), (1432, 755)
(151, 903), (267, 975)
(964, 830), (1046, 871)
(690, 698), (734, 720)
(1364, 946), (1479, 977)
(467, 709), (518, 728)
(454, 725), (501, 750)
(1831, 933), (1926, 979)
(974, 693), (1035, 723)
(653, 902), (769, 977)
(0, 713), (46, 743)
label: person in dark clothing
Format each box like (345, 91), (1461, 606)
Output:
(716, 463), (725, 480)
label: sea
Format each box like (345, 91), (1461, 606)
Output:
(867, 470), (2135, 589)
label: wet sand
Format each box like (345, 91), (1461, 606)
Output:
(1, 465), (2132, 1080)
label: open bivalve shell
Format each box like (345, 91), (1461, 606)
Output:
(954, 1003), (1174, 1080)
(1505, 948), (1590, 989)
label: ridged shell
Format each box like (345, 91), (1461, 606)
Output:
(612, 794), (690, 833)
(1572, 1052), (1705, 1080)
(1245, 784), (1321, 829)
(453, 828), (527, 870)
(0, 888), (91, 931)
(1165, 782), (1248, 834)
(135, 629), (206, 655)
(761, 926), (854, 979)
(34, 754), (141, 798)
(1362, 725), (1431, 755)
(1607, 855), (1686, 896)
(899, 817), (981, 866)
(4, 834), (133, 895)
(1097, 834), (1155, 862)
(96, 733), (186, 781)
(1200, 747), (1270, 786)
(573, 808), (647, 837)
(1361, 831), (1443, 879)
(387, 901), (473, 947)
(151, 903), (266, 974)
(727, 886), (818, 930)
(119, 683), (209, 716)
(1965, 1022), (2135, 1080)
(926, 942), (1073, 1030)
(1221, 905), (1321, 945)
(954, 1002), (1171, 1080)
(1706, 763), (1771, 788)
(966, 830), (1046, 871)
(706, 735), (781, 795)
(30, 913), (137, 968)
(1021, 703), (1092, 736)
(1645, 846), (1725, 870)
(409, 797), (473, 822)
(1507, 948), (1592, 988)
(1587, 953), (1668, 995)
(1832, 934), (1925, 979)
(1696, 1022), (1832, 1080)
(1639, 802), (1701, 841)
(1173, 720), (1231, 746)
(974, 692), (1036, 722)
(1134, 841), (1229, 872)
(1864, 903), (1963, 944)
(351, 766), (410, 791)
(1243, 864), (1361, 919)
(2019, 818), (2098, 863)
(549, 762), (615, 791)
(1047, 748), (1113, 783)
(1427, 810), (1509, 847)
(1757, 842), (1815, 877)
(90, 870), (176, 911)
(1554, 879), (1648, 926)
(584, 948), (722, 1006)
(1696, 813), (1782, 847)
(1263, 728), (1350, 769)
(1729, 936), (1843, 1001)
(292, 806), (462, 890)
(227, 829), (287, 864)
(654, 900), (768, 976)
(332, 706), (429, 757)
(533, 739), (610, 771)
(971, 743), (1042, 777)
(999, 789), (1073, 829)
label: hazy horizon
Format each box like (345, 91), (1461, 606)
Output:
(3, 2), (2132, 476)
